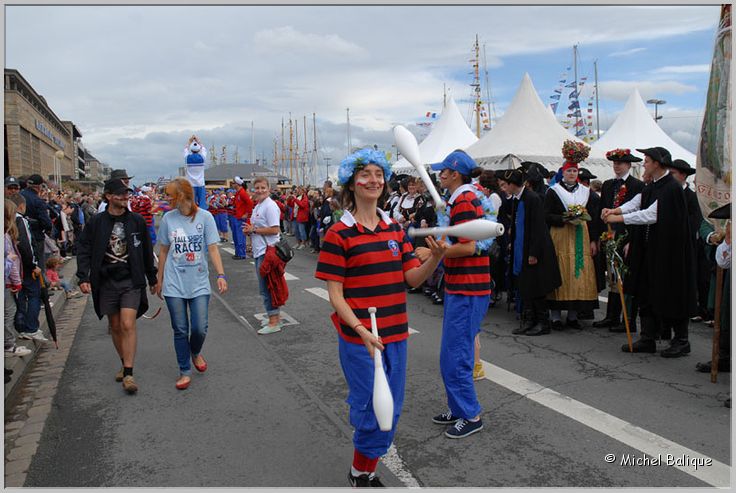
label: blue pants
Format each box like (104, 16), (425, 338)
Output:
(148, 223), (157, 246)
(440, 293), (489, 419)
(295, 222), (307, 242)
(16, 277), (41, 334)
(255, 255), (280, 316)
(165, 295), (210, 376)
(228, 216), (246, 257)
(194, 186), (207, 209)
(338, 337), (407, 459)
(215, 213), (229, 234)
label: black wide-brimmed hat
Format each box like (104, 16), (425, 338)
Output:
(578, 168), (597, 181)
(110, 169), (133, 180)
(605, 148), (642, 163)
(668, 159), (696, 176)
(104, 178), (133, 195)
(496, 168), (525, 186)
(636, 147), (672, 166)
(520, 161), (549, 183)
(708, 203), (731, 220)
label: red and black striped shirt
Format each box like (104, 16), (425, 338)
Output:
(444, 186), (491, 296)
(315, 209), (420, 345)
(130, 195), (153, 227)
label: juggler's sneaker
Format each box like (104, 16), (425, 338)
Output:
(445, 418), (483, 439)
(432, 411), (460, 425)
(348, 471), (384, 487)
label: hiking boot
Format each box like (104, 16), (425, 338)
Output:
(432, 411), (460, 425)
(115, 368), (124, 382)
(445, 418), (484, 439)
(122, 375), (138, 394)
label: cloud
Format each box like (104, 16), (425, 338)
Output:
(598, 80), (698, 102)
(652, 64), (711, 74)
(609, 47), (647, 57)
(253, 26), (368, 58)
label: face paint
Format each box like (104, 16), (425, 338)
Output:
(355, 177), (384, 187)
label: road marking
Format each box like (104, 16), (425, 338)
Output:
(479, 361), (730, 487)
(222, 247), (235, 255)
(384, 444), (421, 488)
(306, 287), (419, 334)
(254, 311), (299, 327)
(598, 295), (608, 303)
(284, 272), (299, 281)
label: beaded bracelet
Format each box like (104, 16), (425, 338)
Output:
(217, 274), (227, 280)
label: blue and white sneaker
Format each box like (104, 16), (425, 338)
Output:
(445, 418), (483, 438)
(432, 411), (460, 425)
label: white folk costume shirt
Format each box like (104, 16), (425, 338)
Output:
(619, 170), (670, 225)
(550, 182), (590, 211)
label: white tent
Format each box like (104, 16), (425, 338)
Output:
(465, 73), (613, 180)
(392, 95), (478, 176)
(589, 88), (697, 164)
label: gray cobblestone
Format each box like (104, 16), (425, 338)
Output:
(17, 422), (45, 436)
(5, 472), (26, 487)
(12, 432), (42, 447)
(5, 421), (24, 431)
(27, 404), (52, 416)
(7, 443), (37, 460)
(25, 412), (47, 425)
(4, 458), (31, 475)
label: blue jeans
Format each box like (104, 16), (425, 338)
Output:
(255, 255), (279, 317)
(295, 222), (308, 241)
(148, 223), (157, 246)
(164, 295), (210, 376)
(16, 277), (41, 334)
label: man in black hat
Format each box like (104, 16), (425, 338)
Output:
(20, 174), (53, 270)
(603, 147), (695, 357)
(5, 176), (20, 197)
(98, 170), (134, 213)
(520, 161), (549, 201)
(593, 149), (645, 332)
(76, 178), (158, 394)
(498, 168), (561, 336)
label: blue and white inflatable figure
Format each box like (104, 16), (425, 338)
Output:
(184, 136), (208, 209)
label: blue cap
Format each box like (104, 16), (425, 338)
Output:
(430, 150), (478, 176)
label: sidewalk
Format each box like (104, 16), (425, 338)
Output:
(4, 258), (80, 406)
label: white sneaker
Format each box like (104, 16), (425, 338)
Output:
(5, 345), (32, 357)
(19, 331), (49, 342)
(257, 323), (282, 335)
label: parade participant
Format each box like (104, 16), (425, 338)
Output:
(315, 148), (446, 485)
(392, 177), (424, 230)
(229, 177), (251, 259)
(98, 169), (133, 213)
(235, 177), (255, 257)
(520, 161), (549, 200)
(426, 150), (490, 438)
(695, 203), (731, 375)
(577, 168), (604, 318)
(499, 169), (561, 337)
(544, 161), (600, 329)
(76, 178), (158, 394)
(130, 186), (156, 246)
(209, 191), (229, 242)
(243, 178), (285, 334)
(155, 178), (227, 390)
(593, 149), (644, 332)
(603, 147), (695, 357)
(184, 135), (208, 209)
(293, 186), (310, 249)
(5, 176), (20, 198)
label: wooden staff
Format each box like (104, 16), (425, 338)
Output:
(710, 266), (724, 383)
(607, 225), (633, 352)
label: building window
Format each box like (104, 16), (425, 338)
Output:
(20, 127), (31, 175)
(31, 134), (41, 171)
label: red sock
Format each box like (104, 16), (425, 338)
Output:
(352, 450), (380, 473)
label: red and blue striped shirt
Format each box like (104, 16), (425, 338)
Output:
(315, 209), (420, 344)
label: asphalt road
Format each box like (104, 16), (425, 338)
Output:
(24, 239), (731, 488)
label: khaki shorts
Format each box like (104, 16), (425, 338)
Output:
(99, 277), (141, 316)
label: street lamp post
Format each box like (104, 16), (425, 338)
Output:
(646, 99), (666, 124)
(54, 150), (65, 191)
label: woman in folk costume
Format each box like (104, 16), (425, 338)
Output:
(544, 145), (600, 329)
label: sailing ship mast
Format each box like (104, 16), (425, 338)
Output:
(288, 114), (294, 184)
(594, 59), (600, 139)
(311, 113), (318, 187)
(295, 116), (300, 186)
(346, 107), (352, 155)
(250, 121), (255, 165)
(482, 43), (496, 130)
(303, 115), (308, 186)
(471, 35), (482, 138)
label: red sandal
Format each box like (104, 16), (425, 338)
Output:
(192, 355), (207, 373)
(175, 376), (191, 390)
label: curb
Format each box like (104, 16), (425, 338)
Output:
(4, 258), (79, 408)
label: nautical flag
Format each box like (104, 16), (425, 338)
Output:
(565, 81), (577, 88)
(425, 112), (437, 118)
(568, 101), (580, 110)
(554, 88), (562, 93)
(569, 89), (579, 100)
(551, 103), (559, 113)
(550, 94), (561, 100)
(572, 109), (582, 118)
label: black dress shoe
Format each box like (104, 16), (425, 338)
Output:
(660, 339), (691, 358)
(550, 320), (564, 330)
(696, 361), (712, 373)
(726, 398), (731, 409)
(593, 317), (619, 328)
(525, 323), (550, 336)
(700, 360), (731, 372)
(511, 325), (528, 335)
(566, 319), (582, 329)
(622, 338), (656, 353)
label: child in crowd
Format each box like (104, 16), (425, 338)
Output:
(45, 257), (79, 299)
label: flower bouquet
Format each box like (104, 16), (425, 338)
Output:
(605, 148), (631, 161)
(563, 204), (592, 225)
(600, 230), (629, 280)
(562, 140), (590, 165)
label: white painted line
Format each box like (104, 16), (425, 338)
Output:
(598, 295), (608, 303)
(249, 261), (255, 265)
(222, 247), (235, 255)
(480, 361), (730, 487)
(307, 288), (419, 334)
(254, 311), (299, 327)
(284, 272), (299, 281)
(305, 287), (330, 301)
(383, 444), (421, 488)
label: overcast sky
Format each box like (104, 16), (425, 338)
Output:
(5, 4), (721, 185)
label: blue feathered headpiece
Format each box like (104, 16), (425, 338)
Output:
(337, 148), (392, 186)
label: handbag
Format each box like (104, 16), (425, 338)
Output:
(274, 235), (294, 263)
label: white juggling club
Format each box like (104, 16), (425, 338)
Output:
(393, 125), (446, 210)
(368, 307), (394, 432)
(407, 219), (505, 241)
